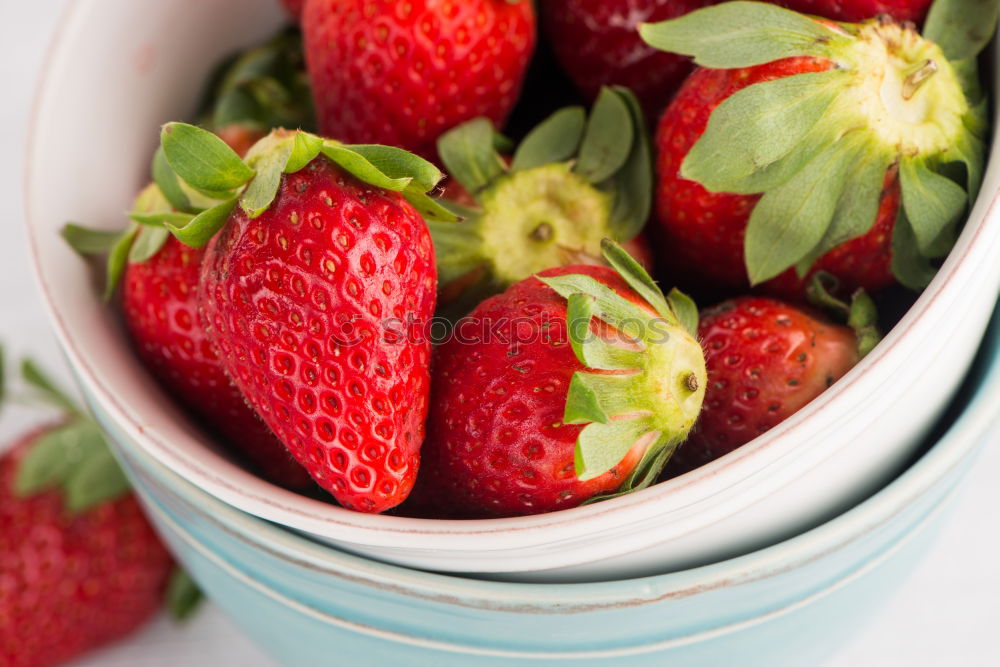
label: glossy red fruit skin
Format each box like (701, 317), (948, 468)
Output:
(773, 0), (932, 24)
(302, 0), (536, 160)
(122, 237), (313, 490)
(408, 265), (646, 519)
(670, 297), (859, 473)
(0, 430), (173, 667)
(200, 157), (437, 513)
(654, 60), (900, 301)
(541, 0), (716, 116)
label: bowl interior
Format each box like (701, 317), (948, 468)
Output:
(24, 0), (1000, 577)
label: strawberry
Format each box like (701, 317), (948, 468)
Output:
(669, 281), (879, 472)
(641, 2), (990, 299)
(0, 357), (184, 667)
(540, 0), (716, 115)
(430, 88), (652, 315)
(407, 241), (706, 518)
(774, 0), (932, 24)
(64, 187), (313, 491)
(301, 0), (536, 160)
(155, 124), (451, 512)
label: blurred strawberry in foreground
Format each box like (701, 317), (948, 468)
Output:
(156, 124), (451, 512)
(541, 0), (716, 116)
(301, 0), (536, 160)
(0, 353), (196, 667)
(669, 277), (880, 473)
(63, 167), (314, 492)
(430, 87), (653, 316)
(643, 2), (989, 300)
(406, 242), (705, 518)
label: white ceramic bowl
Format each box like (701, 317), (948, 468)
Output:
(25, 0), (1000, 582)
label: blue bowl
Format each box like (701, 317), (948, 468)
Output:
(86, 303), (1000, 666)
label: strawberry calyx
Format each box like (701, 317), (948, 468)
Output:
(431, 87), (652, 313)
(806, 272), (882, 357)
(5, 355), (130, 515)
(153, 123), (455, 248)
(197, 27), (314, 137)
(540, 240), (705, 493)
(641, 1), (990, 289)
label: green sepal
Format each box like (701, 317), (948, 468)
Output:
(599, 238), (674, 323)
(924, 0), (1000, 62)
(241, 138), (294, 217)
(574, 87), (634, 184)
(744, 135), (862, 285)
(152, 147), (195, 213)
(428, 216), (487, 284)
(104, 224), (140, 301)
(566, 293), (645, 370)
(14, 418), (129, 514)
(61, 224), (122, 255)
(167, 199), (238, 248)
(681, 71), (846, 193)
(437, 118), (507, 195)
(511, 106), (586, 172)
(891, 210), (938, 289)
(899, 157), (966, 258)
(564, 372), (651, 425)
(161, 122), (255, 192)
(638, 1), (841, 68)
(319, 143), (413, 191)
(346, 144), (443, 192)
(402, 188), (461, 223)
(166, 568), (204, 622)
(21, 359), (81, 415)
(583, 442), (678, 504)
(666, 288), (699, 338)
(129, 226), (171, 264)
(128, 211), (196, 227)
(539, 274), (654, 337)
(203, 28), (314, 133)
(604, 87), (652, 240)
(806, 273), (882, 357)
(286, 132), (324, 173)
(575, 418), (656, 482)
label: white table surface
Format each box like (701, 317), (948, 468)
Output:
(2, 2), (998, 666)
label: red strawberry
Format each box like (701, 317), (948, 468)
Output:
(120, 212), (313, 490)
(64, 180), (314, 490)
(301, 0), (536, 160)
(431, 90), (652, 316)
(407, 241), (705, 518)
(774, 0), (932, 24)
(541, 0), (716, 115)
(0, 359), (179, 667)
(669, 290), (876, 472)
(157, 124), (449, 512)
(642, 4), (987, 299)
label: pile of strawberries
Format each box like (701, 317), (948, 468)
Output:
(63, 0), (994, 521)
(4, 0), (993, 662)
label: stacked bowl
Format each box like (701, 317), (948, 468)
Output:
(24, 0), (1000, 663)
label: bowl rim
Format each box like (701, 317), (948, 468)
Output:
(23, 0), (1000, 563)
(122, 301), (1000, 610)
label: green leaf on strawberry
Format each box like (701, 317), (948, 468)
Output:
(642, 1), (991, 289)
(540, 241), (704, 483)
(430, 87), (653, 315)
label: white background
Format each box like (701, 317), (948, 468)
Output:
(2, 2), (998, 665)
